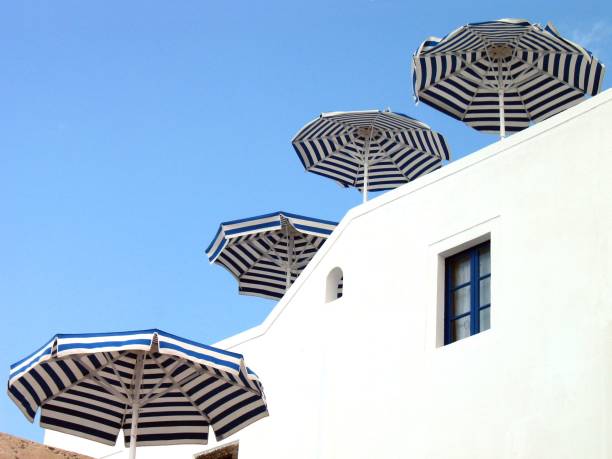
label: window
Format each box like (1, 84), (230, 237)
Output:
(444, 241), (490, 344)
(326, 267), (343, 302)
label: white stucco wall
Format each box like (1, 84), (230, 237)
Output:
(46, 89), (612, 458)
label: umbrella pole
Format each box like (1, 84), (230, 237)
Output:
(497, 57), (506, 139)
(363, 152), (369, 203)
(285, 228), (294, 290)
(129, 353), (144, 459)
(363, 125), (374, 203)
(499, 89), (506, 138)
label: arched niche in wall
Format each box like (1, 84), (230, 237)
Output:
(326, 267), (343, 302)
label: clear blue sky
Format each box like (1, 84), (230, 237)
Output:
(1, 0), (610, 442)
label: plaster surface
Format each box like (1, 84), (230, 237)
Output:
(46, 89), (612, 458)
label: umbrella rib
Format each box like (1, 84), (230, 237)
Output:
(292, 235), (319, 260)
(108, 359), (132, 401)
(295, 133), (348, 144)
(465, 28), (494, 49)
(268, 243), (288, 269)
(260, 229), (300, 271)
(353, 158), (365, 189)
(505, 60), (536, 122)
(148, 354), (212, 422)
(417, 54), (491, 94)
(139, 368), (203, 408)
(252, 245), (285, 271)
(43, 351), (131, 406)
(514, 54), (583, 91)
(243, 234), (286, 271)
(303, 131), (363, 169)
(459, 68), (493, 119)
(467, 24), (539, 54)
(372, 151), (413, 178)
(383, 128), (447, 163)
(74, 355), (132, 405)
(289, 235), (322, 271)
(138, 358), (184, 406)
(334, 143), (364, 164)
(507, 58), (540, 88)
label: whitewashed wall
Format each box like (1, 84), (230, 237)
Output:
(46, 89), (612, 459)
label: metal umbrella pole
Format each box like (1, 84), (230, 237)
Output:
(498, 57), (506, 139)
(128, 353), (145, 459)
(285, 225), (294, 290)
(361, 113), (380, 203)
(362, 142), (369, 203)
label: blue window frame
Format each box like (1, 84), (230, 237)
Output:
(444, 241), (491, 344)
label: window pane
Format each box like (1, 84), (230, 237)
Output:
(479, 277), (490, 306)
(480, 307), (491, 332)
(452, 286), (471, 317)
(452, 316), (471, 342)
(479, 245), (490, 275)
(451, 253), (471, 286)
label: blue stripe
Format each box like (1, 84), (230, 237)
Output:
(56, 329), (158, 339)
(159, 342), (241, 372)
(279, 212), (338, 226)
(10, 337), (56, 370)
(9, 346), (53, 379)
(224, 220), (281, 235)
(208, 239), (228, 263)
(293, 223), (333, 235)
(157, 330), (244, 360)
(215, 210), (287, 226)
(218, 211), (337, 229)
(204, 226), (224, 254)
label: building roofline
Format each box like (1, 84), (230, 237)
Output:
(215, 88), (612, 350)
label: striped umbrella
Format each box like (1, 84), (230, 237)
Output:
(413, 18), (606, 137)
(206, 211), (337, 300)
(8, 329), (268, 459)
(292, 110), (450, 202)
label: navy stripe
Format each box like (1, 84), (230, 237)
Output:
(52, 395), (125, 418)
(8, 384), (36, 419)
(215, 404), (268, 438)
(44, 403), (122, 428)
(41, 416), (118, 443)
(126, 432), (208, 444)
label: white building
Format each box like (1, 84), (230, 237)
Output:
(46, 89), (612, 458)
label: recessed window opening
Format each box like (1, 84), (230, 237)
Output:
(445, 241), (490, 344)
(326, 267), (343, 302)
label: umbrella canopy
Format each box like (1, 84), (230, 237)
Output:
(8, 329), (268, 458)
(292, 110), (450, 202)
(206, 211), (337, 300)
(413, 18), (606, 137)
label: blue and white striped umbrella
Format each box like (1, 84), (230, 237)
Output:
(292, 110), (450, 202)
(8, 329), (268, 458)
(207, 211), (337, 300)
(413, 18), (606, 137)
